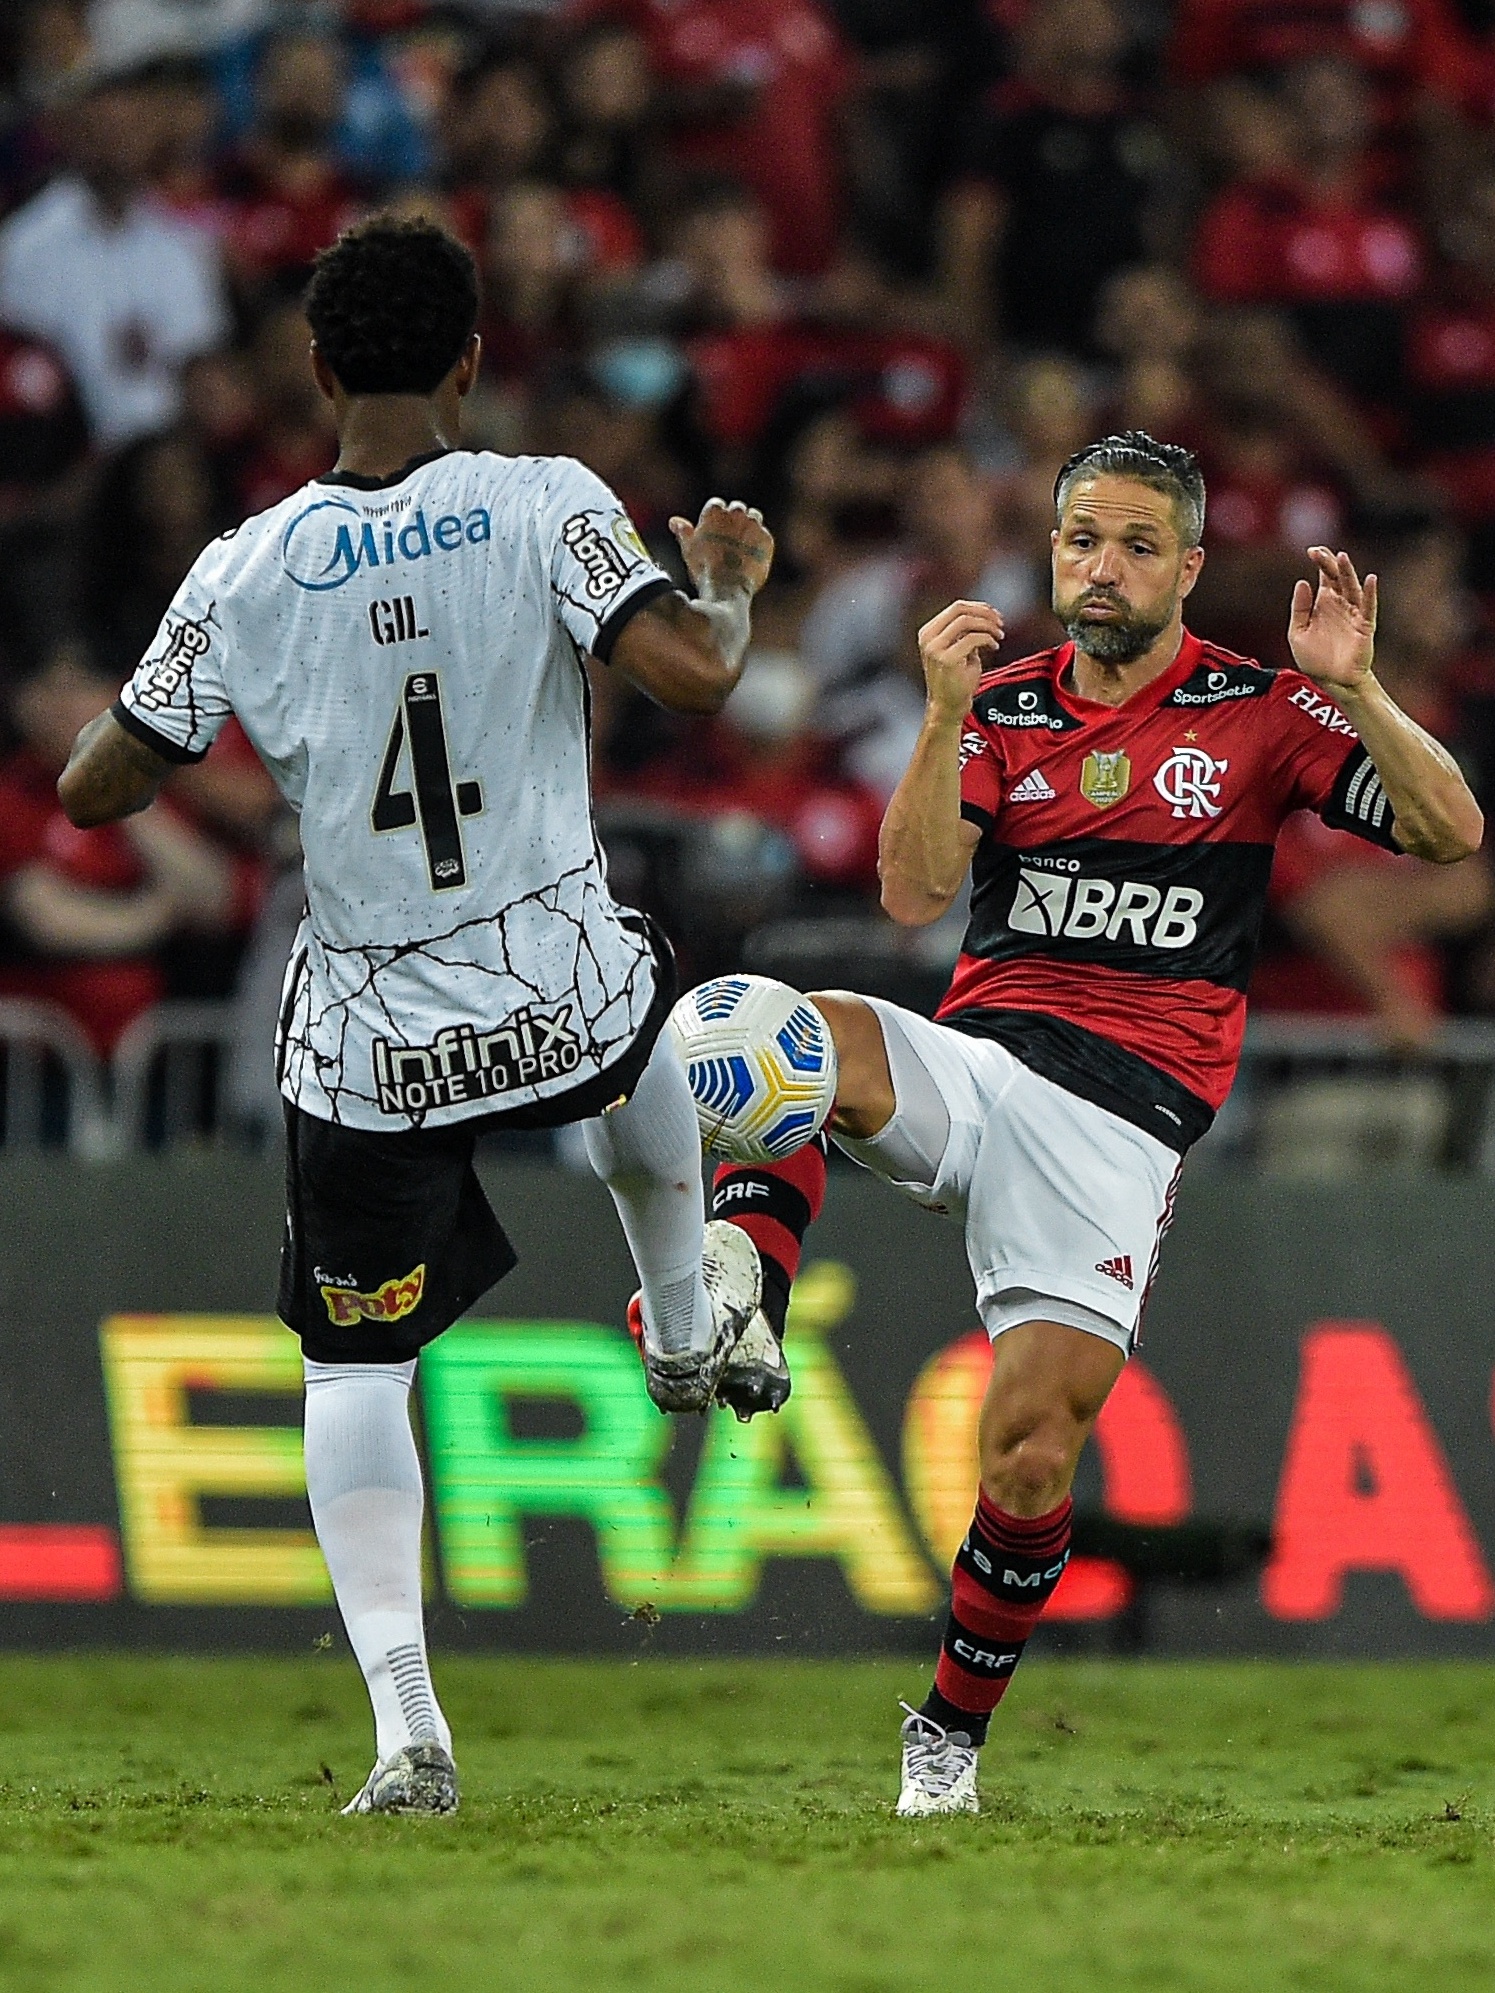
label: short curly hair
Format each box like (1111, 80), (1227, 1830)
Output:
(1054, 431), (1206, 548)
(304, 216), (480, 396)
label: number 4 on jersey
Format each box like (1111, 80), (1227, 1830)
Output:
(371, 672), (483, 890)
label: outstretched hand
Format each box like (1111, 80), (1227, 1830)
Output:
(918, 599), (1006, 723)
(1287, 547), (1378, 691)
(669, 497), (774, 599)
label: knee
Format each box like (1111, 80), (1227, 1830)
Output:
(979, 1424), (1077, 1516)
(808, 990), (894, 1138)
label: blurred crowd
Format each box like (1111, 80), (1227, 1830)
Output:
(8, 0), (1495, 1083)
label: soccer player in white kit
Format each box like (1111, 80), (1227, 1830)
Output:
(58, 216), (774, 1815)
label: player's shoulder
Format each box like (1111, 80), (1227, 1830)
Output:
(970, 647), (1079, 735)
(1162, 637), (1280, 710)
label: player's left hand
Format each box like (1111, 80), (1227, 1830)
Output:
(1287, 548), (1377, 691)
(670, 498), (774, 599)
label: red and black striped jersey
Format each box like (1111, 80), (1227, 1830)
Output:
(940, 629), (1399, 1151)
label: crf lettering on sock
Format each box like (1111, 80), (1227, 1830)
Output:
(924, 1493), (1074, 1747)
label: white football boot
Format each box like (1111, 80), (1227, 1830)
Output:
(634, 1220), (763, 1414)
(341, 1743), (459, 1816)
(896, 1704), (980, 1817)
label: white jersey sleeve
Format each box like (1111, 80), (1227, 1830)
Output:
(115, 550), (235, 763)
(542, 458), (674, 661)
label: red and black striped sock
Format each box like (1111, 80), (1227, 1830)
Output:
(709, 1132), (828, 1335)
(920, 1492), (1073, 1746)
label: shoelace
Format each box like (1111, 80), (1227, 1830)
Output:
(898, 1700), (972, 1796)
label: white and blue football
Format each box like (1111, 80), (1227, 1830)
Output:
(666, 974), (838, 1164)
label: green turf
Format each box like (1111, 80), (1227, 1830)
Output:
(0, 1655), (1491, 1991)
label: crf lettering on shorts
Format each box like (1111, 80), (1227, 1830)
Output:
(1009, 869), (1204, 947)
(371, 1004), (583, 1114)
(320, 1263), (426, 1326)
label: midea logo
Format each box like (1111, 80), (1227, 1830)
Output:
(281, 495), (493, 592)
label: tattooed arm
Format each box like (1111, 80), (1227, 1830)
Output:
(609, 498), (774, 715)
(57, 709), (175, 828)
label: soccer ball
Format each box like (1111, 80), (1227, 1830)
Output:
(666, 974), (838, 1164)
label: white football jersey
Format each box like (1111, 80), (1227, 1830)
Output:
(117, 448), (675, 1130)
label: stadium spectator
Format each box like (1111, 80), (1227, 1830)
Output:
(0, 318), (90, 678)
(0, 61), (228, 447)
(938, 0), (1174, 357)
(79, 427), (227, 681)
(1253, 526), (1495, 1041)
(217, 29), (365, 297)
(603, 0), (852, 277)
(1407, 160), (1495, 590)
(232, 300), (336, 515)
(800, 443), (1035, 799)
(1192, 57), (1425, 405)
(443, 45), (553, 227)
(0, 646), (231, 1052)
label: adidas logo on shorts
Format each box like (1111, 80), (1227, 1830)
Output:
(1095, 1254), (1134, 1289)
(1008, 768), (1057, 802)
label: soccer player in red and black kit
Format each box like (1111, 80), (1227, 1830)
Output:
(702, 431), (1484, 1815)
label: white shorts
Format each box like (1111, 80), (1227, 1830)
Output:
(831, 998), (1182, 1356)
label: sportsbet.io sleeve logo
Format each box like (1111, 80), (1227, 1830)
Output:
(281, 495), (492, 591)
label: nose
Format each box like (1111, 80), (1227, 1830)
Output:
(1087, 541), (1123, 584)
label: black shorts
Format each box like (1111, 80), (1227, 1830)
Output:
(279, 938), (675, 1363)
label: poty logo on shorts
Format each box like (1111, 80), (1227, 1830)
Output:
(1153, 745), (1229, 819)
(281, 496), (492, 592)
(1009, 868), (1204, 948)
(320, 1263), (426, 1327)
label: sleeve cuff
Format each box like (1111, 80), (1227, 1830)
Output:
(592, 577), (676, 665)
(960, 799), (994, 832)
(112, 698), (209, 766)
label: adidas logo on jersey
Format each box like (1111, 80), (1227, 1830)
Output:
(1007, 768), (1057, 802)
(1095, 1254), (1134, 1289)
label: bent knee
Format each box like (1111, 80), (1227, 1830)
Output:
(809, 991), (894, 1137)
(979, 1430), (1077, 1515)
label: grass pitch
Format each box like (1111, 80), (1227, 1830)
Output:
(0, 1656), (1492, 1991)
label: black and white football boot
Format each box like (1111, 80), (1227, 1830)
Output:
(341, 1742), (459, 1817)
(630, 1220), (763, 1414)
(715, 1305), (792, 1421)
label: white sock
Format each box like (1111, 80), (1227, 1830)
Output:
(582, 1031), (713, 1356)
(303, 1357), (451, 1764)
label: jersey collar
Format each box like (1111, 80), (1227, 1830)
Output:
(317, 446), (455, 491)
(1052, 628), (1202, 722)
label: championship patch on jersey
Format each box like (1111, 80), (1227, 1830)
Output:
(320, 1263), (426, 1326)
(1080, 749), (1130, 809)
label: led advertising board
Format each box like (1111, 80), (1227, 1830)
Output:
(1, 1158), (1493, 1655)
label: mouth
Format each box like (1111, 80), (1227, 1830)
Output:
(1078, 597), (1126, 619)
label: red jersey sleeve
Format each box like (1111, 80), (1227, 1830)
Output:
(958, 719), (1003, 828)
(1271, 670), (1401, 851)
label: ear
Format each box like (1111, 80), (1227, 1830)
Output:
(309, 341), (339, 405)
(454, 333), (482, 398)
(1179, 543), (1205, 599)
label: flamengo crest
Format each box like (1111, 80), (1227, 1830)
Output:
(1154, 745), (1229, 819)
